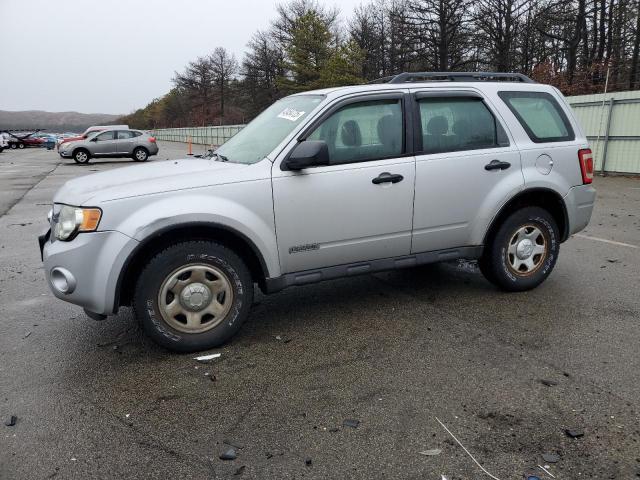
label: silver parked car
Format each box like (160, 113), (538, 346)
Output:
(58, 128), (159, 164)
(40, 72), (596, 352)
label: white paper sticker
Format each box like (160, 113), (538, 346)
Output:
(277, 108), (306, 122)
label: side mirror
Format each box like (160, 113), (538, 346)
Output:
(283, 141), (330, 171)
(90, 137), (98, 142)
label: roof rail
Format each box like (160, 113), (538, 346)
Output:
(371, 72), (535, 84)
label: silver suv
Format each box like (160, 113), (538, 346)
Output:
(40, 72), (596, 352)
(58, 128), (159, 164)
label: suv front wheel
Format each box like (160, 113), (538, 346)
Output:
(133, 241), (253, 352)
(480, 207), (559, 292)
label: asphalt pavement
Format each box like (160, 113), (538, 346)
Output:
(1, 144), (639, 479)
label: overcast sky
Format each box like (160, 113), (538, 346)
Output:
(0, 0), (363, 115)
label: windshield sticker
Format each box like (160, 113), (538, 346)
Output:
(277, 108), (306, 122)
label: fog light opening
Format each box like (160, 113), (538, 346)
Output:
(51, 267), (76, 294)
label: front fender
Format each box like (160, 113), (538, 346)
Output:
(98, 180), (280, 278)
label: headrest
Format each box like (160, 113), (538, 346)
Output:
(377, 115), (400, 148)
(340, 120), (362, 147)
(427, 116), (448, 135)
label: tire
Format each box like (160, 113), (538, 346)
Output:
(133, 241), (254, 352)
(73, 149), (90, 164)
(18, 143), (25, 149)
(133, 147), (149, 162)
(10, 143), (17, 149)
(480, 207), (559, 292)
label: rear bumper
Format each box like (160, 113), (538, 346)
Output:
(564, 184), (596, 236)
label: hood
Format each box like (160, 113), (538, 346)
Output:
(54, 158), (248, 205)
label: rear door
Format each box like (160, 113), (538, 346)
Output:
(116, 130), (136, 154)
(410, 90), (524, 253)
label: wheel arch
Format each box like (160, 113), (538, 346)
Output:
(114, 222), (270, 311)
(483, 188), (569, 245)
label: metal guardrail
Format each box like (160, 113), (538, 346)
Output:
(150, 90), (640, 175)
(150, 125), (245, 147)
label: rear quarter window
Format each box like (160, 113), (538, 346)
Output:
(499, 91), (574, 143)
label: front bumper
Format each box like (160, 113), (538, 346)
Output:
(564, 183), (597, 237)
(41, 229), (138, 315)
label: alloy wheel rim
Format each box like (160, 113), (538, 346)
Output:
(157, 264), (233, 333)
(506, 224), (547, 276)
(136, 150), (146, 160)
(77, 152), (87, 162)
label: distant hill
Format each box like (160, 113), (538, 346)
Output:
(0, 110), (122, 133)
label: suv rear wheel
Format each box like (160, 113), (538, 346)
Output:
(133, 147), (149, 162)
(480, 207), (559, 292)
(133, 241), (253, 352)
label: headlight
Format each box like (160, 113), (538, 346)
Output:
(53, 205), (102, 241)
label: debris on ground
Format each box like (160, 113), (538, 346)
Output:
(606, 258), (619, 263)
(542, 453), (560, 463)
(204, 372), (217, 382)
(329, 427), (339, 433)
(219, 447), (238, 460)
(305, 457), (312, 466)
(537, 465), (556, 478)
(4, 415), (17, 427)
(419, 448), (442, 456)
(435, 417), (502, 480)
(343, 419), (360, 428)
(223, 439), (244, 449)
(539, 379), (558, 387)
(23, 331), (31, 338)
(565, 429), (584, 438)
(234, 465), (245, 475)
(194, 353), (221, 363)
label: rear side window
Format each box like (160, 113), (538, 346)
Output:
(499, 91), (574, 143)
(117, 130), (135, 139)
(417, 96), (508, 154)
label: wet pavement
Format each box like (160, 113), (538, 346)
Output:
(1, 144), (639, 479)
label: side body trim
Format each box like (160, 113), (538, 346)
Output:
(263, 245), (483, 293)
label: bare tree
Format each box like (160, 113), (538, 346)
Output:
(209, 47), (238, 121)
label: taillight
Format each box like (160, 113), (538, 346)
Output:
(578, 148), (593, 184)
(149, 137), (156, 143)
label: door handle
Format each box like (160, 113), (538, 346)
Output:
(484, 160), (511, 171)
(372, 172), (404, 184)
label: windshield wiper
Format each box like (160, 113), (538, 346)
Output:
(211, 152), (229, 162)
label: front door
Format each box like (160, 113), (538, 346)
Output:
(410, 91), (524, 252)
(272, 94), (416, 274)
(91, 130), (118, 155)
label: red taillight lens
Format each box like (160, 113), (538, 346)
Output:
(578, 148), (594, 184)
(149, 137), (156, 143)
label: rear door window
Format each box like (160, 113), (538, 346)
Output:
(499, 91), (574, 143)
(117, 130), (135, 139)
(416, 96), (508, 154)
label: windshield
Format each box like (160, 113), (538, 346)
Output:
(215, 94), (325, 164)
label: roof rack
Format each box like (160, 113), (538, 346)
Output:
(369, 72), (535, 84)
